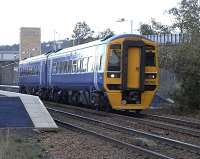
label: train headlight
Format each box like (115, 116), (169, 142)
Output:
(110, 74), (115, 78)
(146, 73), (157, 79)
(107, 72), (121, 78)
(121, 100), (127, 105)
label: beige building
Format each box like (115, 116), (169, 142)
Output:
(20, 27), (41, 60)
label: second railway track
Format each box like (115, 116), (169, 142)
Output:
(45, 102), (200, 159)
(45, 102), (200, 142)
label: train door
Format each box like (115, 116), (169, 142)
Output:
(122, 41), (145, 91)
(127, 47), (140, 89)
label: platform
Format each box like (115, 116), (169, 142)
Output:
(0, 90), (57, 129)
(0, 85), (19, 92)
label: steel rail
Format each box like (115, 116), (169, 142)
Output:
(47, 107), (200, 153)
(127, 116), (200, 137)
(55, 119), (174, 159)
(145, 114), (200, 129)
(45, 101), (200, 137)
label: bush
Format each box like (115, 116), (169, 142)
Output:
(169, 34), (200, 109)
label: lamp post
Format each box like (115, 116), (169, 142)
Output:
(53, 29), (57, 52)
(116, 18), (133, 34)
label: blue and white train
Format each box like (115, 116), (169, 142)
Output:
(19, 34), (159, 111)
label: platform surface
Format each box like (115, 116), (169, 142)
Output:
(0, 90), (57, 129)
(0, 97), (34, 128)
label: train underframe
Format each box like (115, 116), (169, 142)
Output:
(19, 86), (113, 112)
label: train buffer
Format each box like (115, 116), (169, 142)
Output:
(0, 90), (58, 129)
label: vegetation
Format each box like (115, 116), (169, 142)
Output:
(138, 18), (172, 35)
(169, 0), (200, 33)
(138, 0), (200, 110)
(97, 28), (115, 39)
(161, 0), (200, 110)
(72, 21), (94, 45)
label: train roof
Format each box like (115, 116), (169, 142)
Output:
(19, 54), (46, 64)
(50, 34), (153, 56)
(19, 34), (153, 63)
(105, 34), (153, 42)
(54, 39), (104, 55)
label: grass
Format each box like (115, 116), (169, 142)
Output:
(0, 129), (51, 159)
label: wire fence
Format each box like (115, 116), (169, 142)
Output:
(144, 34), (191, 45)
(0, 61), (18, 85)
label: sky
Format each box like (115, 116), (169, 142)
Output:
(0, 0), (180, 45)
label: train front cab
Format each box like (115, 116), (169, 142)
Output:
(104, 36), (159, 110)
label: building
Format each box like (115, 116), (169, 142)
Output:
(0, 51), (19, 85)
(20, 27), (41, 60)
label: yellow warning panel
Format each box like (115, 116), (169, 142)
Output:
(127, 47), (141, 89)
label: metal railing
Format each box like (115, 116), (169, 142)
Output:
(144, 34), (191, 45)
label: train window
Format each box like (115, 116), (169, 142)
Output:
(37, 65), (39, 75)
(145, 52), (156, 66)
(67, 60), (72, 73)
(110, 44), (121, 49)
(32, 66), (34, 75)
(108, 49), (121, 71)
(72, 60), (78, 72)
(57, 62), (60, 73)
(81, 58), (88, 72)
(99, 55), (102, 70)
(63, 61), (67, 73)
(59, 62), (62, 73)
(79, 59), (84, 72)
(87, 57), (92, 72)
(60, 61), (64, 73)
(30, 66), (32, 75)
(27, 66), (30, 75)
(52, 62), (57, 74)
(34, 66), (36, 75)
(63, 61), (66, 73)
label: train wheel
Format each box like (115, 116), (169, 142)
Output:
(135, 110), (142, 116)
(19, 86), (26, 94)
(61, 91), (68, 104)
(105, 104), (112, 112)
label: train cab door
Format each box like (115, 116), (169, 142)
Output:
(127, 47), (140, 89)
(122, 41), (145, 91)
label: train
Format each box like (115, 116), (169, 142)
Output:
(18, 34), (159, 112)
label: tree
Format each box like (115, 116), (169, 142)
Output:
(138, 19), (172, 35)
(97, 28), (114, 39)
(169, 0), (200, 33)
(139, 23), (156, 35)
(151, 19), (172, 34)
(72, 21), (94, 45)
(171, 34), (200, 109)
(162, 0), (200, 110)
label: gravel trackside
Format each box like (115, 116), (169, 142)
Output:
(39, 128), (148, 159)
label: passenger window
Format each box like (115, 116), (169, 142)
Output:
(52, 62), (57, 74)
(99, 55), (102, 70)
(72, 60), (78, 72)
(79, 59), (84, 72)
(68, 60), (72, 73)
(83, 58), (88, 72)
(63, 61), (67, 73)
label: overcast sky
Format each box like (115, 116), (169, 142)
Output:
(0, 0), (180, 45)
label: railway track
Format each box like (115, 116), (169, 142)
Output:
(45, 102), (200, 140)
(46, 105), (200, 159)
(55, 119), (172, 159)
(143, 114), (200, 129)
(124, 112), (200, 138)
